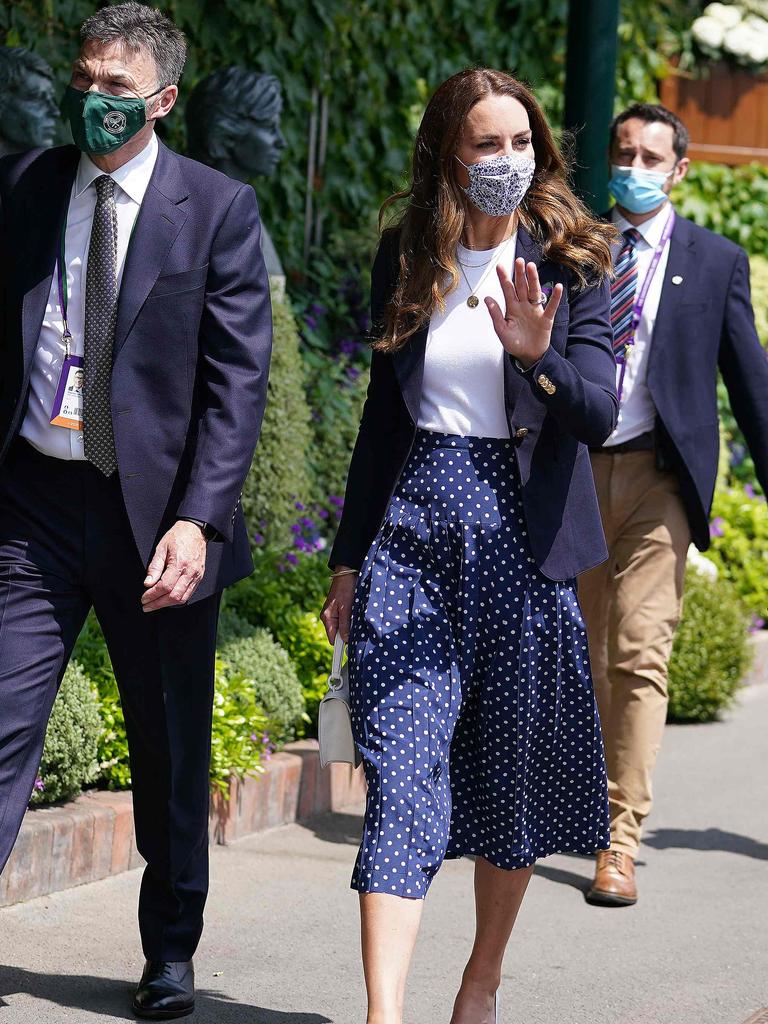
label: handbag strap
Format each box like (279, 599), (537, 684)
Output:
(328, 633), (346, 689)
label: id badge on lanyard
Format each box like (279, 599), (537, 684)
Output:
(50, 228), (84, 431)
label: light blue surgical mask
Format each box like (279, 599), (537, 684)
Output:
(608, 165), (674, 214)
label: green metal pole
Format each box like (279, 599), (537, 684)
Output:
(563, 0), (621, 213)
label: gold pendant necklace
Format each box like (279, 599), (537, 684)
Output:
(457, 233), (516, 309)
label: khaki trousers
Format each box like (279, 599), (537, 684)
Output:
(578, 451), (691, 856)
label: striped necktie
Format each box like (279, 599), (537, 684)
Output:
(610, 228), (642, 359)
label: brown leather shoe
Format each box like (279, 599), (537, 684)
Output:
(586, 850), (638, 906)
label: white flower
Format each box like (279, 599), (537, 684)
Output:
(724, 21), (762, 57)
(692, 14), (726, 48)
(687, 546), (719, 581)
(703, 2), (744, 27)
(743, 12), (768, 33)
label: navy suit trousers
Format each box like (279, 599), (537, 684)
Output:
(0, 438), (220, 960)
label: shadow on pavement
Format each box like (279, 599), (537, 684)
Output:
(533, 863), (590, 893)
(643, 827), (768, 860)
(302, 810), (363, 846)
(0, 966), (332, 1023)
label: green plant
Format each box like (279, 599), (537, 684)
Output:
(209, 659), (270, 794)
(667, 566), (751, 723)
(72, 614), (131, 790)
(227, 564), (334, 729)
(217, 609), (306, 743)
(32, 661), (102, 806)
(676, 163), (768, 258)
(277, 611), (334, 727)
(242, 295), (314, 547)
(704, 484), (768, 622)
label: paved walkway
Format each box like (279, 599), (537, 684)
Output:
(1, 685), (766, 1024)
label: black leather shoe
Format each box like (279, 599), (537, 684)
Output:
(132, 960), (195, 1020)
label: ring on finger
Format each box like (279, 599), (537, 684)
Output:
(528, 295), (547, 308)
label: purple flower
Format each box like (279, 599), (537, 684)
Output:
(339, 338), (357, 356)
(276, 562), (286, 573)
(291, 523), (302, 534)
(286, 552), (299, 565)
(250, 733), (258, 742)
(304, 315), (318, 331)
(346, 366), (361, 381)
(294, 501), (306, 511)
(749, 616), (765, 634)
(34, 777), (44, 792)
(300, 516), (315, 528)
(309, 302), (326, 316)
(252, 532), (265, 546)
(318, 508), (329, 519)
(329, 495), (344, 507)
(744, 483), (757, 499)
(709, 516), (725, 539)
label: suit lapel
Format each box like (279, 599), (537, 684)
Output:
(392, 224), (545, 424)
(647, 214), (696, 373)
(21, 147), (80, 376)
(114, 140), (189, 355)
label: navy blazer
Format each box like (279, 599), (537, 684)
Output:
(329, 227), (619, 581)
(0, 141), (272, 601)
(617, 210), (768, 550)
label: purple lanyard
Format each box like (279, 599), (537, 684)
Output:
(617, 207), (676, 403)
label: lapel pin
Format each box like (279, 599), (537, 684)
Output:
(672, 275), (683, 285)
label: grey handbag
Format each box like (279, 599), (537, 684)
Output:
(318, 634), (362, 769)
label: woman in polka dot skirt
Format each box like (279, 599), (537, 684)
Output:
(322, 68), (619, 1024)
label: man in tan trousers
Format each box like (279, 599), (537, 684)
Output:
(581, 103), (768, 906)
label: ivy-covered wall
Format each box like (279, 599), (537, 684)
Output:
(1, 0), (694, 275)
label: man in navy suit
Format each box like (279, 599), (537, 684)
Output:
(580, 103), (768, 906)
(0, 3), (271, 1016)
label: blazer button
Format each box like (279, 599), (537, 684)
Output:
(537, 373), (556, 395)
(514, 427), (529, 439)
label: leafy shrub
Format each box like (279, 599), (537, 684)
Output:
(667, 567), (751, 723)
(242, 295), (314, 547)
(704, 485), (768, 623)
(209, 659), (270, 794)
(217, 609), (305, 743)
(32, 662), (101, 807)
(677, 162), (768, 258)
(227, 562), (334, 729)
(72, 614), (130, 790)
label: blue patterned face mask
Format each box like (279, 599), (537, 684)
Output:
(608, 165), (674, 214)
(455, 152), (536, 217)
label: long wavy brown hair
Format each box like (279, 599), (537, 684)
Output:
(375, 68), (617, 353)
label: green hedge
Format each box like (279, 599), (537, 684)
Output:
(30, 662), (101, 806)
(667, 567), (751, 723)
(217, 608), (306, 743)
(705, 485), (768, 624)
(242, 294), (314, 547)
(677, 163), (768, 259)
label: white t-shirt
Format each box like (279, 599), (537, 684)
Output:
(417, 236), (516, 439)
(604, 203), (673, 447)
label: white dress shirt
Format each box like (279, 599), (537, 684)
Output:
(604, 202), (673, 447)
(418, 237), (516, 439)
(20, 133), (159, 459)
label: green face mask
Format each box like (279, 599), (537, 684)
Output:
(61, 84), (163, 156)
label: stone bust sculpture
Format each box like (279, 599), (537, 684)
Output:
(186, 67), (287, 282)
(0, 47), (58, 157)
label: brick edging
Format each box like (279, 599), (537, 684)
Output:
(0, 740), (365, 909)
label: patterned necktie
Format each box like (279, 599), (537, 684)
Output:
(83, 174), (119, 477)
(610, 228), (641, 359)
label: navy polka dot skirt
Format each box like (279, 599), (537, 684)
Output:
(348, 428), (610, 898)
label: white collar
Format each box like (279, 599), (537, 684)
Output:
(612, 201), (674, 248)
(74, 131), (159, 205)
